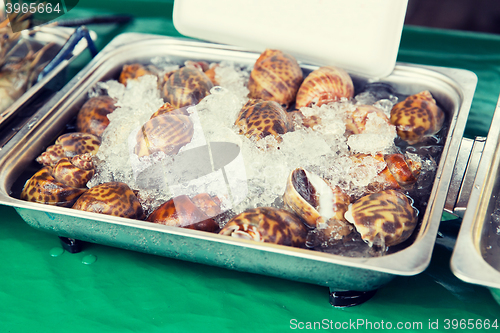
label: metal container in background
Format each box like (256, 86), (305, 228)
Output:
(0, 33), (479, 305)
(451, 94), (500, 306)
(0, 26), (96, 147)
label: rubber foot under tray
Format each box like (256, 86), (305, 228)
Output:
(329, 289), (377, 307)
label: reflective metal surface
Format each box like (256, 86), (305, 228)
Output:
(0, 33), (478, 291)
(451, 93), (500, 301)
(0, 26), (95, 145)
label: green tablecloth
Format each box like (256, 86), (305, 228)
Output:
(1, 1), (500, 332)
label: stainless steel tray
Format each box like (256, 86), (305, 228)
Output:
(451, 94), (500, 305)
(0, 26), (95, 145)
(0, 33), (478, 295)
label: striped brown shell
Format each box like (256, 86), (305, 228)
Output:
(20, 154), (95, 207)
(219, 207), (308, 247)
(72, 182), (144, 220)
(295, 66), (354, 108)
(235, 99), (290, 141)
(248, 49), (303, 108)
(146, 193), (221, 232)
(118, 63), (155, 86)
(163, 66), (213, 109)
(345, 189), (418, 247)
(134, 103), (194, 158)
(76, 96), (117, 137)
(390, 90), (445, 145)
(36, 132), (101, 167)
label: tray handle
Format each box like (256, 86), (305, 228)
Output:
(37, 26), (98, 81)
(444, 136), (486, 218)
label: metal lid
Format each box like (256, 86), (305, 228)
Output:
(173, 0), (408, 78)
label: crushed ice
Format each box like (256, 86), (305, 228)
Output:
(88, 61), (435, 222)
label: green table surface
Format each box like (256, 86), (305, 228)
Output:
(2, 1), (500, 332)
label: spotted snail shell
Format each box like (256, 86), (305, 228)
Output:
(248, 49), (303, 108)
(283, 168), (353, 237)
(72, 182), (144, 220)
(219, 207), (308, 247)
(20, 154), (95, 207)
(163, 66), (214, 109)
(36, 132), (101, 167)
(146, 193), (221, 232)
(134, 103), (194, 158)
(390, 90), (445, 145)
(344, 189), (418, 247)
(295, 66), (354, 108)
(76, 96), (117, 137)
(235, 99), (290, 141)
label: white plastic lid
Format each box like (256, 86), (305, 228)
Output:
(173, 0), (408, 78)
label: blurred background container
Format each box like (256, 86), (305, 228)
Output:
(406, 0), (500, 34)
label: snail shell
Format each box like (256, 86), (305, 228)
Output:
(184, 60), (210, 72)
(295, 66), (354, 108)
(36, 132), (101, 167)
(118, 63), (155, 86)
(390, 90), (445, 145)
(72, 182), (144, 219)
(219, 207), (308, 247)
(163, 66), (213, 109)
(248, 49), (303, 108)
(344, 189), (418, 247)
(134, 103), (194, 158)
(76, 96), (117, 137)
(283, 168), (352, 236)
(345, 104), (392, 135)
(20, 154), (95, 207)
(384, 153), (421, 187)
(235, 99), (290, 141)
(349, 153), (421, 195)
(146, 193), (221, 232)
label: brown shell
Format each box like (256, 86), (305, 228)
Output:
(134, 105), (194, 158)
(72, 182), (144, 220)
(20, 155), (95, 207)
(345, 104), (391, 135)
(219, 207), (308, 247)
(295, 66), (354, 108)
(235, 99), (290, 141)
(163, 66), (213, 109)
(146, 193), (221, 232)
(390, 90), (445, 145)
(118, 63), (155, 86)
(346, 189), (418, 247)
(248, 49), (303, 108)
(36, 132), (101, 167)
(384, 153), (421, 187)
(20, 167), (87, 207)
(76, 96), (117, 137)
(51, 154), (95, 189)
